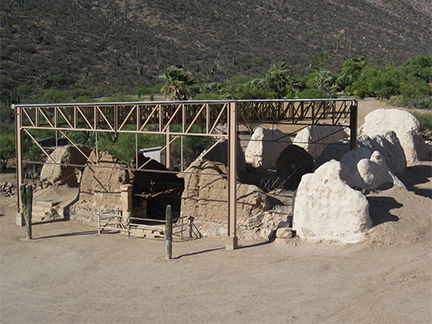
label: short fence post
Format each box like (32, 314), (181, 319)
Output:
(20, 184), (33, 240)
(97, 209), (101, 234)
(165, 205), (172, 260)
(127, 212), (131, 239)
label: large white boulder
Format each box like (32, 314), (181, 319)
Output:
(245, 127), (291, 169)
(357, 131), (406, 174)
(293, 160), (372, 244)
(341, 147), (405, 191)
(359, 109), (428, 166)
(293, 123), (349, 159)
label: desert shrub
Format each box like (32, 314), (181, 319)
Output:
(401, 56), (432, 82)
(349, 80), (369, 98)
(411, 111), (432, 140)
(366, 67), (404, 99)
(0, 123), (15, 169)
(193, 92), (224, 100)
(106, 93), (136, 102)
(299, 72), (318, 90)
(297, 88), (336, 99)
(73, 96), (97, 103)
(399, 77), (432, 99)
(390, 95), (432, 110)
(69, 89), (92, 99)
(38, 87), (70, 103)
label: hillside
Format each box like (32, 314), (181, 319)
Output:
(1, 0), (431, 99)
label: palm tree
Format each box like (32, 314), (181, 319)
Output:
(160, 66), (196, 100)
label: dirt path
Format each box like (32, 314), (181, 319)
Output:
(1, 99), (431, 324)
(1, 183), (431, 324)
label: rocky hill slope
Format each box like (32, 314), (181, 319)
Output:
(1, 0), (431, 95)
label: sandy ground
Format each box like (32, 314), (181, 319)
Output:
(1, 99), (431, 324)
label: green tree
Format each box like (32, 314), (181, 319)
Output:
(160, 67), (196, 100)
(401, 56), (432, 83)
(316, 70), (338, 94)
(400, 76), (432, 99)
(265, 62), (291, 98)
(336, 56), (367, 90)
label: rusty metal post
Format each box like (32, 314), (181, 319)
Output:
(350, 100), (358, 150)
(226, 101), (238, 250)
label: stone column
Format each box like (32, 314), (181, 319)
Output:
(120, 184), (133, 225)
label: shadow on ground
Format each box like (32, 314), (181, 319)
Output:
(367, 196), (402, 226)
(397, 164), (432, 199)
(34, 230), (98, 240)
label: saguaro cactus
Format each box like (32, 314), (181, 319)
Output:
(165, 205), (172, 260)
(20, 184), (33, 239)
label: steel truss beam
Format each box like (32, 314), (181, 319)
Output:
(14, 99), (358, 250)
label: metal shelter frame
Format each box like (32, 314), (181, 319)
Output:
(14, 98), (358, 250)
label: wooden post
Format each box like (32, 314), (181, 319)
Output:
(165, 205), (173, 260)
(20, 184), (33, 239)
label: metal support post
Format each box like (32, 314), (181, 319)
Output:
(350, 100), (358, 150)
(14, 105), (25, 226)
(226, 101), (238, 250)
(165, 125), (171, 169)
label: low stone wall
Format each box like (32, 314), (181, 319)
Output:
(69, 205), (122, 224)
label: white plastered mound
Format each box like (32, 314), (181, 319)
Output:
(293, 160), (372, 244)
(293, 123), (349, 159)
(245, 127), (291, 169)
(341, 147), (406, 191)
(359, 109), (428, 166)
(357, 131), (406, 174)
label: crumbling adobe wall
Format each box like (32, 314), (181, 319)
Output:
(179, 158), (289, 240)
(70, 150), (131, 223)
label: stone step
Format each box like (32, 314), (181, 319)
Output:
(34, 200), (58, 208)
(32, 206), (53, 213)
(120, 229), (165, 239)
(276, 227), (293, 238)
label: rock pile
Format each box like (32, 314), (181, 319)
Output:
(359, 109), (428, 166)
(340, 147), (404, 191)
(292, 109), (429, 244)
(357, 131), (406, 174)
(0, 181), (16, 197)
(0, 180), (51, 198)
